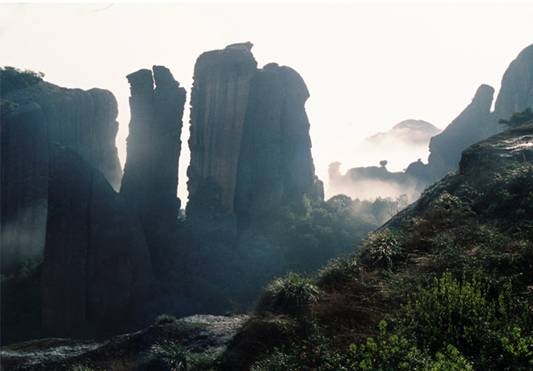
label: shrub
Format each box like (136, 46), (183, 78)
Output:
(70, 366), (96, 371)
(363, 229), (403, 268)
(498, 108), (533, 128)
(317, 256), (358, 289)
(155, 313), (177, 325)
(251, 322), (474, 371)
(256, 273), (320, 316)
(152, 341), (188, 370)
(397, 272), (532, 369)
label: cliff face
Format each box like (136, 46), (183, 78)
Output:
(187, 44), (322, 223)
(425, 84), (495, 179)
(42, 145), (152, 338)
(420, 43), (533, 182)
(187, 43), (258, 219)
(1, 69), (122, 189)
(235, 63), (322, 221)
(120, 66), (186, 266)
(1, 103), (49, 274)
(0, 68), (122, 274)
(494, 44), (533, 121)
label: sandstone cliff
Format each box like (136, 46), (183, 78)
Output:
(186, 43), (258, 219)
(42, 145), (152, 338)
(1, 68), (122, 274)
(235, 63), (322, 222)
(424, 84), (495, 179)
(120, 66), (186, 266)
(187, 44), (322, 223)
(1, 103), (49, 274)
(494, 43), (533, 122)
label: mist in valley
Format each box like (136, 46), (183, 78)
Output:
(1, 3), (533, 370)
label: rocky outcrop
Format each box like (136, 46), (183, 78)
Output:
(328, 161), (422, 201)
(0, 315), (248, 371)
(235, 63), (322, 222)
(1, 68), (122, 274)
(42, 145), (152, 338)
(412, 43), (533, 183)
(1, 68), (122, 189)
(120, 66), (186, 266)
(494, 44), (533, 122)
(187, 44), (323, 223)
(424, 84), (495, 180)
(335, 43), (533, 201)
(187, 43), (258, 219)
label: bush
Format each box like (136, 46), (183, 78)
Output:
(251, 273), (532, 370)
(251, 321), (474, 371)
(256, 273), (320, 316)
(155, 313), (177, 325)
(152, 341), (188, 370)
(317, 256), (358, 289)
(397, 272), (532, 369)
(498, 108), (533, 128)
(363, 229), (403, 268)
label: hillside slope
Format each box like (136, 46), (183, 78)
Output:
(222, 124), (533, 370)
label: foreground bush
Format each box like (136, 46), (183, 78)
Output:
(256, 273), (320, 316)
(398, 273), (532, 370)
(252, 272), (532, 370)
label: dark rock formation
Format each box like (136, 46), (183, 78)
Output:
(333, 43), (533, 202)
(187, 43), (258, 219)
(1, 68), (122, 274)
(414, 43), (533, 182)
(120, 66), (186, 266)
(42, 145), (152, 338)
(494, 44), (533, 122)
(424, 84), (495, 180)
(0, 315), (249, 371)
(1, 103), (49, 274)
(1, 68), (122, 189)
(235, 63), (323, 222)
(329, 161), (422, 201)
(187, 44), (323, 224)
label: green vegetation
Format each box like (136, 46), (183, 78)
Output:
(221, 124), (533, 370)
(0, 66), (44, 95)
(174, 193), (408, 315)
(250, 274), (531, 371)
(362, 229), (404, 268)
(155, 313), (178, 325)
(256, 273), (321, 317)
(499, 107), (533, 128)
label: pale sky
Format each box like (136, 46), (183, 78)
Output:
(1, 2), (533, 201)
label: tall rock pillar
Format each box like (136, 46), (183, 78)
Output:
(120, 66), (186, 266)
(186, 43), (258, 221)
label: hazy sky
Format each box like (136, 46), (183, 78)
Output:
(2, 2), (533, 201)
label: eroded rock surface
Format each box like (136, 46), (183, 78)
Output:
(120, 66), (186, 267)
(187, 44), (323, 225)
(42, 145), (152, 338)
(425, 84), (495, 180)
(1, 68), (122, 275)
(187, 44), (258, 219)
(235, 63), (323, 222)
(0, 315), (248, 371)
(494, 43), (533, 122)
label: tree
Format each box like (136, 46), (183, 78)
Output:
(379, 160), (388, 168)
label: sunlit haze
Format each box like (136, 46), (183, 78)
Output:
(2, 2), (533, 202)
